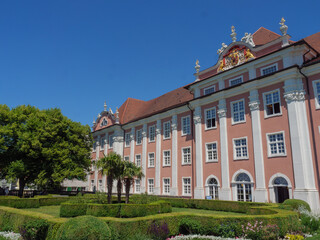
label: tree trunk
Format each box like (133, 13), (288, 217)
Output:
(107, 175), (113, 204)
(18, 178), (26, 198)
(125, 179), (131, 204)
(117, 177), (122, 203)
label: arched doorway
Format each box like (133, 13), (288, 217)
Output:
(273, 177), (289, 203)
(207, 177), (219, 200)
(235, 173), (252, 202)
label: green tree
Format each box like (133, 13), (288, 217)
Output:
(0, 105), (92, 197)
(96, 152), (122, 204)
(122, 161), (144, 203)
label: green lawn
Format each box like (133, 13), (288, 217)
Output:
(25, 205), (244, 218)
(26, 205), (61, 218)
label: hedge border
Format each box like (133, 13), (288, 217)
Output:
(0, 196), (71, 209)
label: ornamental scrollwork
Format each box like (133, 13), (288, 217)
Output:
(193, 116), (202, 124)
(248, 101), (260, 111)
(171, 123), (177, 131)
(217, 108), (227, 118)
(284, 90), (305, 103)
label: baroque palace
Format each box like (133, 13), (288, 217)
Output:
(73, 19), (320, 210)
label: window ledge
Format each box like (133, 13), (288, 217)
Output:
(264, 113), (282, 119)
(231, 121), (246, 126)
(206, 160), (218, 163)
(268, 154), (287, 158)
(182, 163), (192, 166)
(233, 158), (249, 161)
(205, 127), (217, 131)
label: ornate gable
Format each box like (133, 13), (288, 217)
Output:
(92, 102), (119, 131)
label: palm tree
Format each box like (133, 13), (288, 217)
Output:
(96, 152), (122, 204)
(116, 160), (125, 203)
(122, 161), (144, 203)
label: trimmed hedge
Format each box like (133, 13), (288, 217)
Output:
(160, 198), (267, 214)
(0, 198), (40, 209)
(60, 203), (87, 218)
(281, 199), (311, 212)
(39, 197), (70, 206)
(61, 201), (172, 218)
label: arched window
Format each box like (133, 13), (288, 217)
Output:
(235, 173), (252, 202)
(207, 178), (219, 199)
(101, 118), (108, 126)
(273, 177), (288, 186)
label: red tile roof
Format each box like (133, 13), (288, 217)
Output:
(304, 32), (320, 53)
(252, 27), (281, 46)
(118, 87), (193, 124)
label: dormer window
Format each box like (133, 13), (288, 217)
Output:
(101, 118), (108, 126)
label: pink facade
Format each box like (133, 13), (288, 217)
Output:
(87, 24), (320, 210)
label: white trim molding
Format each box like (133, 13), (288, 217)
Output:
(205, 141), (218, 163)
(266, 131), (287, 158)
(232, 136), (249, 160)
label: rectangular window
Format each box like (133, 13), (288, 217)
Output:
(233, 138), (248, 160)
(264, 90), (281, 117)
(163, 178), (170, 194)
(313, 80), (320, 109)
(136, 129), (142, 145)
(205, 107), (216, 129)
(109, 135), (114, 149)
(163, 121), (171, 139)
(267, 132), (286, 157)
(100, 137), (105, 150)
(181, 116), (191, 135)
(124, 156), (129, 162)
(135, 154), (141, 167)
(135, 179), (141, 193)
(204, 86), (215, 95)
(148, 179), (154, 194)
(163, 150), (171, 166)
(231, 99), (245, 124)
(149, 125), (156, 142)
(229, 77), (243, 86)
(261, 64), (277, 76)
(148, 153), (155, 167)
(182, 147), (191, 164)
(206, 142), (218, 162)
(125, 133), (131, 147)
(93, 140), (97, 152)
(182, 178), (191, 195)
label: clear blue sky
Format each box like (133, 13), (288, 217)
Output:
(1, 0), (319, 126)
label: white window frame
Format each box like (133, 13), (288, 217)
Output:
(135, 179), (141, 193)
(148, 178), (154, 194)
(163, 121), (171, 140)
(312, 80), (320, 109)
(181, 116), (191, 136)
(148, 152), (155, 168)
(263, 89), (282, 118)
(266, 131), (287, 158)
(182, 147), (191, 165)
(136, 129), (142, 145)
(135, 154), (141, 167)
(260, 63), (278, 76)
(149, 125), (156, 142)
(182, 177), (191, 196)
(229, 76), (243, 87)
(204, 107), (217, 130)
(163, 150), (171, 167)
(204, 86), (215, 95)
(206, 142), (218, 162)
(125, 133), (131, 147)
(233, 137), (249, 160)
(109, 134), (114, 149)
(163, 178), (170, 195)
(124, 156), (130, 162)
(231, 99), (246, 125)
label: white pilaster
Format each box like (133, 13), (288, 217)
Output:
(284, 78), (320, 211)
(155, 120), (162, 195)
(218, 79), (225, 90)
(94, 136), (100, 191)
(171, 115), (178, 196)
(248, 66), (256, 80)
(113, 129), (124, 156)
(249, 90), (268, 202)
(193, 107), (204, 199)
(218, 99), (231, 200)
(104, 133), (109, 155)
(130, 127), (135, 163)
(141, 124), (147, 193)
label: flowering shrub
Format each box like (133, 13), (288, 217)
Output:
(166, 235), (247, 240)
(284, 234), (304, 240)
(241, 221), (280, 240)
(298, 206), (320, 232)
(0, 232), (21, 240)
(19, 219), (49, 240)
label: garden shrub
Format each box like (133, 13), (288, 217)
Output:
(298, 206), (320, 233)
(130, 193), (159, 204)
(19, 219), (49, 240)
(39, 197), (70, 206)
(148, 220), (169, 240)
(0, 198), (40, 209)
(120, 203), (160, 218)
(179, 218), (203, 235)
(54, 215), (111, 240)
(86, 204), (121, 217)
(155, 201), (172, 213)
(60, 203), (87, 217)
(282, 199), (311, 212)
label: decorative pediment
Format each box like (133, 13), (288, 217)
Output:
(217, 45), (255, 72)
(92, 102), (119, 131)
